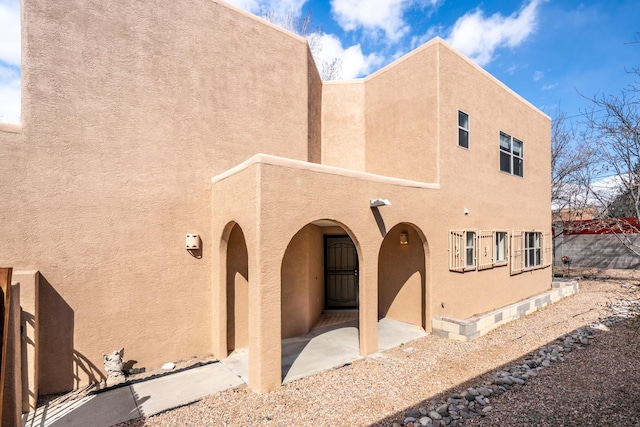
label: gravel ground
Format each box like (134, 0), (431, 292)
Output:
(117, 279), (640, 427)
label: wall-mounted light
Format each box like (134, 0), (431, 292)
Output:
(186, 234), (201, 250)
(400, 231), (409, 245)
(370, 198), (391, 207)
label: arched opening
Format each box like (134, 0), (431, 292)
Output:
(226, 223), (249, 353)
(281, 220), (360, 339)
(280, 220), (362, 382)
(281, 223), (324, 339)
(378, 224), (426, 329)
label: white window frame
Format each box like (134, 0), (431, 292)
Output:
(499, 132), (524, 177)
(524, 232), (542, 268)
(466, 230), (476, 268)
(494, 231), (508, 266)
(458, 110), (470, 149)
(449, 230), (476, 272)
(511, 230), (551, 275)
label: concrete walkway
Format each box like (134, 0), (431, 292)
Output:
(22, 318), (426, 427)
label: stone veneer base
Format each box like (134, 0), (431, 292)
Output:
(431, 281), (579, 341)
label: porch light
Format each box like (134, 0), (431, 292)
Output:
(370, 198), (391, 207)
(400, 232), (409, 245)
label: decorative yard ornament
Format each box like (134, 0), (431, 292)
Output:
(103, 348), (126, 387)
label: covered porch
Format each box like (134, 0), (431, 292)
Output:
(211, 154), (437, 392)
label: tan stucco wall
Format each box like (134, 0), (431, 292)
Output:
(307, 48), (323, 164)
(1, 0), (319, 392)
(321, 81), (366, 170)
(317, 38), (551, 323)
(281, 225), (324, 339)
(2, 0), (551, 396)
(428, 41), (552, 319)
(378, 225), (425, 328)
(364, 42), (440, 183)
(226, 224), (249, 352)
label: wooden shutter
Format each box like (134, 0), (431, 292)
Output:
(510, 231), (524, 275)
(543, 231), (552, 267)
(449, 230), (465, 272)
(478, 230), (494, 270)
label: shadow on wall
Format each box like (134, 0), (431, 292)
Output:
(378, 225), (426, 329)
(38, 275), (105, 395)
(227, 224), (249, 354)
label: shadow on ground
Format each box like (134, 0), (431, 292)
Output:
(371, 315), (640, 426)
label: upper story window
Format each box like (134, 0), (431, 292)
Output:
(499, 132), (523, 177)
(458, 111), (469, 149)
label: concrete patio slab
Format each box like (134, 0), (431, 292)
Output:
(131, 362), (244, 417)
(377, 318), (428, 351)
(23, 385), (140, 427)
(22, 318), (425, 427)
(282, 323), (362, 383)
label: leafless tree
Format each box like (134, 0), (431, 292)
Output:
(262, 11), (342, 81)
(552, 34), (640, 258)
(551, 109), (598, 224)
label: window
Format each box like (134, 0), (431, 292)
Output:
(458, 111), (469, 148)
(511, 230), (550, 274)
(499, 132), (523, 177)
(466, 231), (476, 267)
(525, 232), (541, 268)
(495, 231), (507, 263)
(449, 230), (476, 272)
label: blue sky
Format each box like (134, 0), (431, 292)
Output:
(0, 0), (638, 124)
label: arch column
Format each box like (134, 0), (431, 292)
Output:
(358, 244), (379, 355)
(247, 228), (283, 393)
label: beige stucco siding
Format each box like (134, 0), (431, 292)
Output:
(364, 42), (440, 183)
(321, 81), (366, 171)
(281, 224), (324, 339)
(428, 42), (552, 319)
(1, 0), (552, 397)
(3, 0), (317, 393)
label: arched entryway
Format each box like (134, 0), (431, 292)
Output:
(226, 223), (249, 354)
(378, 224), (427, 329)
(279, 220), (362, 383)
(280, 220), (360, 339)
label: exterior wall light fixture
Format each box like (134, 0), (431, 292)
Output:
(370, 198), (391, 207)
(400, 232), (409, 245)
(186, 234), (201, 250)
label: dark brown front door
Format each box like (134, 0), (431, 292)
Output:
(325, 236), (358, 309)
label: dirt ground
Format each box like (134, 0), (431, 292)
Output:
(111, 277), (640, 427)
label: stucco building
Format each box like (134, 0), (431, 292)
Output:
(1, 0), (552, 402)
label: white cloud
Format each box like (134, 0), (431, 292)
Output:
(533, 70), (543, 81)
(0, 0), (20, 67)
(0, 65), (20, 123)
(224, 0), (307, 17)
(445, 0), (542, 66)
(313, 33), (383, 79)
(331, 0), (438, 42)
(542, 83), (558, 91)
(0, 0), (20, 124)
